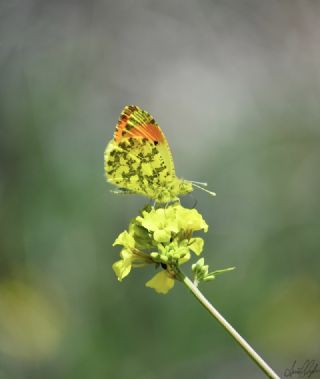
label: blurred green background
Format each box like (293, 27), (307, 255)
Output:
(1, 1), (319, 378)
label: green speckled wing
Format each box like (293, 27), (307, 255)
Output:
(104, 105), (192, 203)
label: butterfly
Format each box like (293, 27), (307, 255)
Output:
(104, 105), (215, 203)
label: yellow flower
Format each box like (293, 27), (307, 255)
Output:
(112, 249), (135, 281)
(136, 207), (179, 243)
(176, 207), (208, 232)
(112, 232), (151, 281)
(112, 204), (211, 292)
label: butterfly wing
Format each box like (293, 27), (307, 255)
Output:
(105, 138), (169, 200)
(114, 105), (175, 174)
(104, 105), (192, 202)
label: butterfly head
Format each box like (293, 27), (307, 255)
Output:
(172, 180), (216, 200)
(151, 179), (192, 203)
(179, 180), (193, 196)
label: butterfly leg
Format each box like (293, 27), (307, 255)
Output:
(163, 198), (180, 209)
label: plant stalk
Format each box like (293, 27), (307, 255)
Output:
(179, 271), (280, 379)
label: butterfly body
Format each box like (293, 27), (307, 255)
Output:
(104, 105), (193, 203)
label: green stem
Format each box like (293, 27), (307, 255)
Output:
(178, 271), (280, 379)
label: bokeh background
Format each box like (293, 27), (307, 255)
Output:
(1, 1), (319, 378)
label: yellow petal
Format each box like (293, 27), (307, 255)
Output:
(120, 248), (134, 260)
(145, 271), (175, 294)
(153, 229), (171, 243)
(112, 259), (132, 281)
(189, 237), (204, 255)
(113, 231), (135, 249)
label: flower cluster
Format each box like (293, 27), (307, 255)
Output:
(112, 203), (233, 294)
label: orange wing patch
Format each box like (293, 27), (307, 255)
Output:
(126, 123), (164, 142)
(114, 105), (165, 144)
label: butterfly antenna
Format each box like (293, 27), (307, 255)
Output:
(191, 182), (216, 197)
(190, 180), (208, 186)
